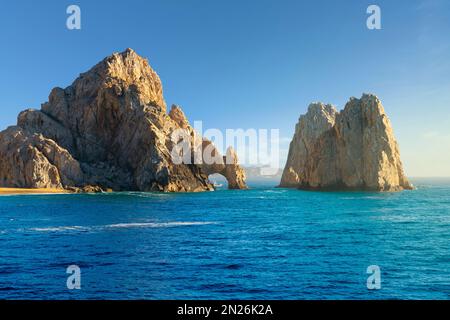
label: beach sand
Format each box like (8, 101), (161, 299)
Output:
(0, 188), (69, 195)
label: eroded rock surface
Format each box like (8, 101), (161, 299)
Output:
(0, 49), (247, 192)
(280, 94), (412, 191)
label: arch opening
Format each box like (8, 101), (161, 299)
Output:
(208, 173), (228, 189)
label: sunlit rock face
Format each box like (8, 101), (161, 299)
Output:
(0, 49), (247, 192)
(280, 94), (412, 191)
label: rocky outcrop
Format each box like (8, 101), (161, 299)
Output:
(0, 126), (84, 189)
(280, 94), (412, 191)
(0, 49), (247, 192)
(200, 144), (247, 190)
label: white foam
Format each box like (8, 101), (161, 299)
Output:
(105, 221), (215, 229)
(30, 226), (90, 232)
(263, 189), (286, 193)
(27, 221), (216, 233)
(120, 192), (172, 198)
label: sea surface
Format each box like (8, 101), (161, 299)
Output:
(1, 178), (449, 300)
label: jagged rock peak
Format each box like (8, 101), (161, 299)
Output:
(299, 102), (338, 139)
(0, 49), (247, 192)
(73, 48), (166, 111)
(169, 104), (190, 129)
(280, 94), (412, 191)
(306, 102), (338, 119)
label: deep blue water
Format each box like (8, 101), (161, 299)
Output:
(1, 178), (450, 300)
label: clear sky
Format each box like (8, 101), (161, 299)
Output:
(0, 0), (449, 176)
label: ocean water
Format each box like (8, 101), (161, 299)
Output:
(1, 178), (449, 300)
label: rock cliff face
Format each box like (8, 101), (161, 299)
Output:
(0, 49), (247, 192)
(280, 94), (412, 191)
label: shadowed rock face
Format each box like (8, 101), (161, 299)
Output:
(0, 49), (247, 192)
(280, 94), (413, 191)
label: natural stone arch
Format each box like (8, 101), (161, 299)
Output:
(207, 173), (227, 189)
(0, 50), (248, 193)
(199, 140), (247, 190)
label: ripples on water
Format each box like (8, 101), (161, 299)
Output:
(0, 178), (449, 299)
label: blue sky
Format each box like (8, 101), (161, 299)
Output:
(0, 0), (449, 176)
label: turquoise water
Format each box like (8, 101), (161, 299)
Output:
(1, 178), (449, 299)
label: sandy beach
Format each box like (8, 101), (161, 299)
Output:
(0, 188), (69, 195)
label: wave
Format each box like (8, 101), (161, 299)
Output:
(340, 195), (389, 200)
(262, 189), (287, 194)
(30, 226), (90, 232)
(114, 192), (173, 198)
(375, 215), (421, 223)
(27, 221), (216, 233)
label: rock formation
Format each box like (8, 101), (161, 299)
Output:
(280, 94), (412, 191)
(0, 49), (247, 192)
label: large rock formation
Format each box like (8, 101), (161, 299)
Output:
(280, 94), (412, 191)
(0, 49), (247, 192)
